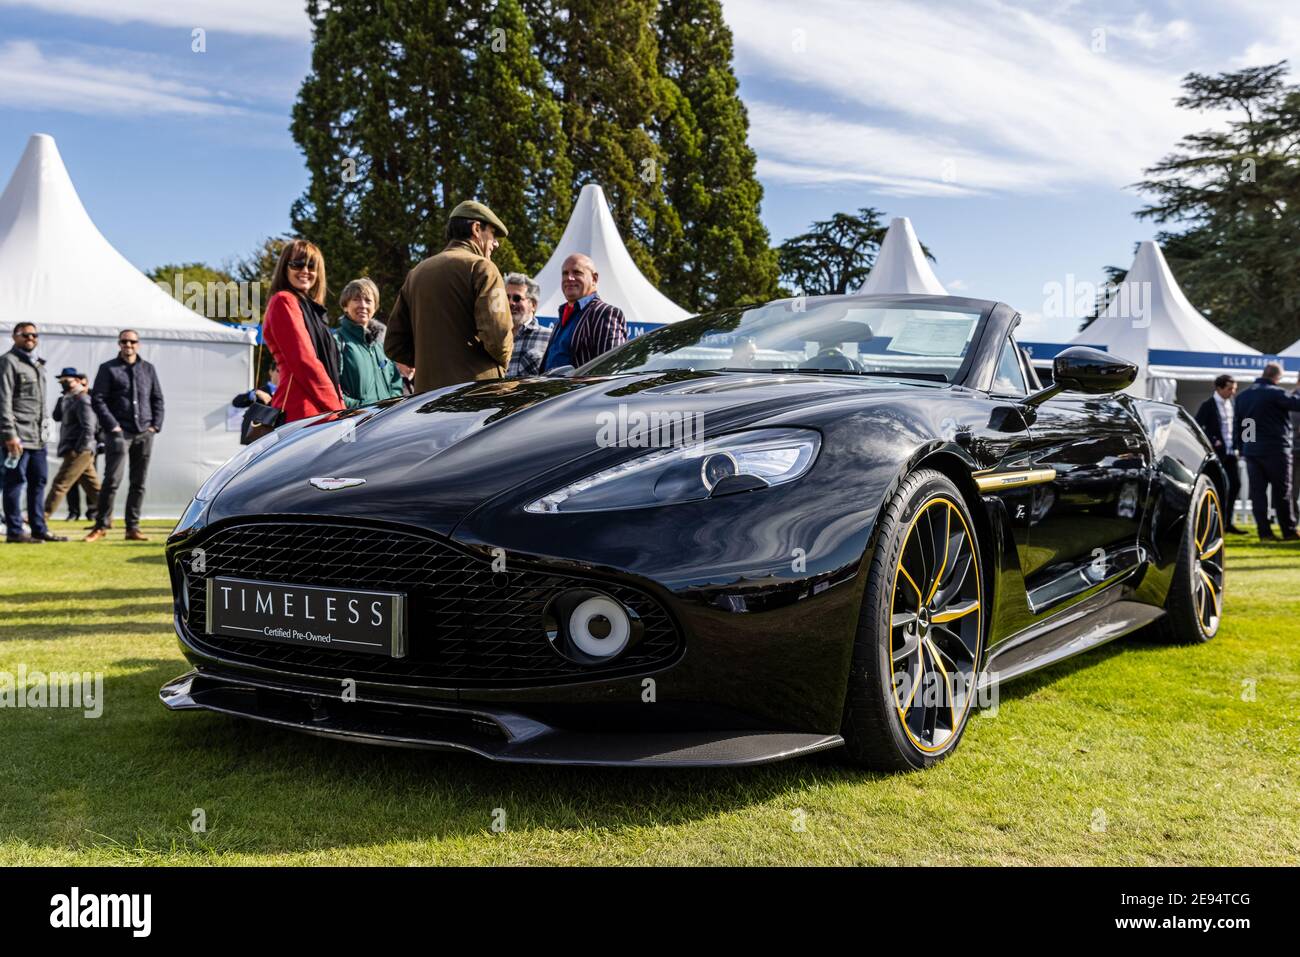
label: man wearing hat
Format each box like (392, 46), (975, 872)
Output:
(385, 200), (514, 392)
(45, 367), (101, 525)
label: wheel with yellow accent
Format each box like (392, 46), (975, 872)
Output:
(841, 469), (985, 770)
(1157, 474), (1224, 643)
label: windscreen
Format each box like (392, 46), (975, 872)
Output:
(582, 298), (984, 382)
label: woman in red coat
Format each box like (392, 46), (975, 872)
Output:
(262, 239), (343, 422)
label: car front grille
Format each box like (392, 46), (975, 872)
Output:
(176, 521), (682, 687)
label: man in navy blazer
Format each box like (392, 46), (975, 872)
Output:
(1233, 361), (1300, 540)
(1194, 374), (1244, 534)
(540, 254), (628, 373)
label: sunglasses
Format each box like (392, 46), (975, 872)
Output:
(16, 331), (38, 339)
(508, 294), (529, 304)
(119, 339), (139, 345)
(287, 259), (317, 271)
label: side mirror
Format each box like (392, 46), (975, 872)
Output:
(1024, 347), (1136, 407)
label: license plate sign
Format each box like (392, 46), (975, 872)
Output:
(205, 576), (406, 658)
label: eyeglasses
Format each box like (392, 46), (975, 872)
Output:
(508, 294), (529, 304)
(287, 259), (317, 272)
(119, 339), (139, 345)
(15, 331), (38, 339)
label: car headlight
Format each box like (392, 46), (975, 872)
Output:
(525, 428), (820, 513)
(194, 429), (282, 503)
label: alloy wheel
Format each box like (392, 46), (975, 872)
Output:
(888, 495), (983, 753)
(1192, 485), (1224, 637)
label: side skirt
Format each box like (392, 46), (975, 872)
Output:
(979, 593), (1165, 690)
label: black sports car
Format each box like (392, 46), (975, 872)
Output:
(162, 294), (1227, 770)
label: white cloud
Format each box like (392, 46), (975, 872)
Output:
(729, 0), (1196, 195)
(1226, 9), (1300, 68)
(1106, 14), (1194, 51)
(749, 101), (1053, 196)
(0, 0), (309, 40)
(0, 40), (245, 116)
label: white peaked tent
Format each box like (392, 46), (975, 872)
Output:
(533, 183), (690, 335)
(1282, 337), (1300, 386)
(0, 133), (253, 518)
(857, 217), (947, 295)
(1069, 240), (1264, 401)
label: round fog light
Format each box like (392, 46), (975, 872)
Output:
(569, 596), (631, 659)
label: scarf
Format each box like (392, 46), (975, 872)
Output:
(295, 292), (342, 396)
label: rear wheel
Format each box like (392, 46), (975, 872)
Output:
(841, 469), (985, 771)
(1157, 474), (1224, 643)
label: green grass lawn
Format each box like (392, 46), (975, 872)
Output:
(1, 517), (1297, 865)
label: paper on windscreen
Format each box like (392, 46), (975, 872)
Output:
(887, 317), (973, 356)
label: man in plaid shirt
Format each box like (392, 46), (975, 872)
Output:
(504, 273), (551, 377)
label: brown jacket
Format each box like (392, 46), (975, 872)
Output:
(384, 240), (513, 392)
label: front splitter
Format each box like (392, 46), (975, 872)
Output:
(161, 670), (844, 768)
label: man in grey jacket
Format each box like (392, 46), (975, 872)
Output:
(1, 322), (66, 542)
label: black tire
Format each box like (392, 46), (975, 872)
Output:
(1155, 473), (1224, 644)
(840, 469), (986, 771)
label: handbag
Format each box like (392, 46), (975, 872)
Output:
(240, 402), (282, 445)
(240, 376), (291, 445)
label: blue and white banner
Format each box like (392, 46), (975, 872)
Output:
(1146, 349), (1282, 372)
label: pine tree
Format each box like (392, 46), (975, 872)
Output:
(291, 0), (780, 315)
(464, 0), (572, 275)
(291, 0), (473, 304)
(656, 0), (777, 310)
(291, 1), (566, 305)
(777, 209), (896, 296)
(1134, 62), (1300, 351)
(528, 0), (669, 282)
(650, 73), (700, 305)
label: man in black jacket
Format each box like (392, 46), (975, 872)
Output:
(1233, 361), (1300, 540)
(86, 330), (164, 542)
(1194, 374), (1245, 534)
(44, 369), (101, 524)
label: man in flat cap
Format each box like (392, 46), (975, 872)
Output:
(385, 200), (513, 392)
(45, 367), (101, 525)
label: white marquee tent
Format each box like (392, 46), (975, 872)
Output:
(1068, 240), (1268, 403)
(532, 183), (691, 335)
(0, 133), (253, 518)
(1281, 337), (1300, 391)
(857, 217), (947, 295)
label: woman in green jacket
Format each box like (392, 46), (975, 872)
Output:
(334, 278), (405, 408)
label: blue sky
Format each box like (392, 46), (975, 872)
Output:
(1, 0), (1296, 342)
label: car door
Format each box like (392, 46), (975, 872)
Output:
(1007, 343), (1151, 616)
